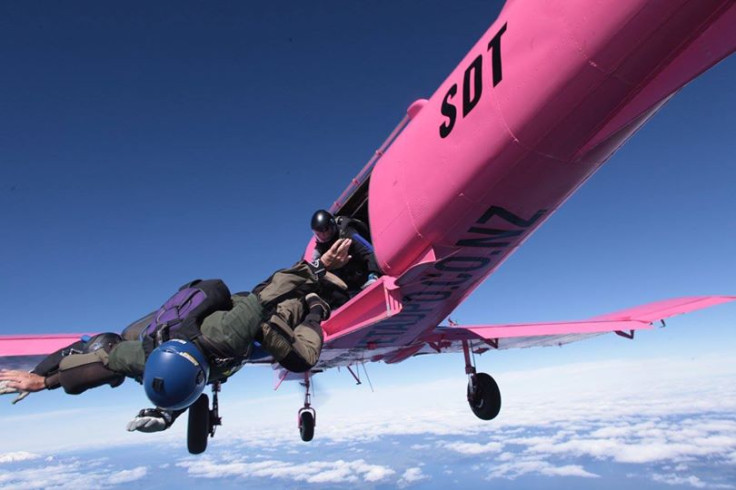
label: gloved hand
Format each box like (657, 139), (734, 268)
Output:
(126, 408), (173, 433)
(0, 378), (31, 405)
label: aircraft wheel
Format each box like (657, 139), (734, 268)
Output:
(187, 394), (210, 454)
(299, 410), (315, 442)
(467, 372), (501, 421)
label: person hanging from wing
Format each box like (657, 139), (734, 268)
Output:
(310, 209), (382, 307)
(0, 238), (353, 432)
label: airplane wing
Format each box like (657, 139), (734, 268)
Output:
(2, 297), (731, 374)
(316, 295), (735, 366)
(0, 333), (88, 371)
(411, 296), (735, 360)
(436, 296), (733, 341)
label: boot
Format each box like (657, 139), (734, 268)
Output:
(305, 293), (331, 321)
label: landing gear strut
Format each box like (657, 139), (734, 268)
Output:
(462, 340), (501, 421)
(298, 373), (316, 442)
(187, 381), (223, 454)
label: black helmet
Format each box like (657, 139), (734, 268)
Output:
(82, 333), (123, 354)
(311, 210), (337, 243)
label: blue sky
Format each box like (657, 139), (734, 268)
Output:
(1, 1), (735, 488)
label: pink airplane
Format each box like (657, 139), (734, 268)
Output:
(1, 0), (734, 451)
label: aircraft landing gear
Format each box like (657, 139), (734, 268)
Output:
(298, 373), (316, 442)
(462, 340), (501, 421)
(187, 382), (223, 454)
(467, 372), (501, 420)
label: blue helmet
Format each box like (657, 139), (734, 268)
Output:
(143, 339), (209, 410)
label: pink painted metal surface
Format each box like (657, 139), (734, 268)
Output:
(370, 0), (734, 275)
(318, 0), (735, 359)
(427, 296), (736, 341)
(449, 321), (653, 340)
(319, 277), (402, 338)
(0, 334), (88, 357)
(589, 296), (736, 322)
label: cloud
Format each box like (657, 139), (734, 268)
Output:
(517, 419), (736, 464)
(652, 472), (736, 489)
(437, 406), (734, 486)
(107, 466), (147, 484)
(652, 473), (707, 488)
(398, 467), (429, 488)
(362, 464), (396, 482)
(410, 444), (430, 450)
(544, 464), (599, 478)
(0, 460), (151, 489)
(0, 451), (41, 463)
(487, 458), (599, 480)
(441, 441), (503, 455)
(177, 457), (395, 484)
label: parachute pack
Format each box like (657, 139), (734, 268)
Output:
(140, 279), (233, 355)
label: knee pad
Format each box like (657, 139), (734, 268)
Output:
(58, 349), (125, 395)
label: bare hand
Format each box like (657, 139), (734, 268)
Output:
(0, 370), (46, 393)
(320, 238), (352, 270)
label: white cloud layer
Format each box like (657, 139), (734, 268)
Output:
(0, 461), (149, 489)
(177, 457), (395, 484)
(208, 355), (736, 446)
(107, 466), (147, 485)
(441, 441), (503, 455)
(0, 452), (40, 464)
(398, 467), (429, 487)
(486, 459), (599, 480)
(169, 354), (732, 487)
(653, 473), (701, 488)
(2, 354), (735, 488)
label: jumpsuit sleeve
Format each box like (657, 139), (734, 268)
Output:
(346, 230), (382, 275)
(107, 341), (147, 378)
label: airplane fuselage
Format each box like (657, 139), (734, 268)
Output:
(317, 0), (735, 362)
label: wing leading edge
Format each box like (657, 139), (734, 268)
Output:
(0, 333), (89, 357)
(0, 333), (89, 371)
(416, 296), (734, 355)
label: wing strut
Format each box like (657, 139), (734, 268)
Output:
(345, 365), (362, 385)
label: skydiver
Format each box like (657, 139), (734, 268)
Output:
(310, 209), (382, 305)
(0, 238), (353, 432)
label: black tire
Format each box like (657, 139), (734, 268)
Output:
(467, 372), (502, 421)
(187, 394), (210, 454)
(299, 411), (315, 442)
